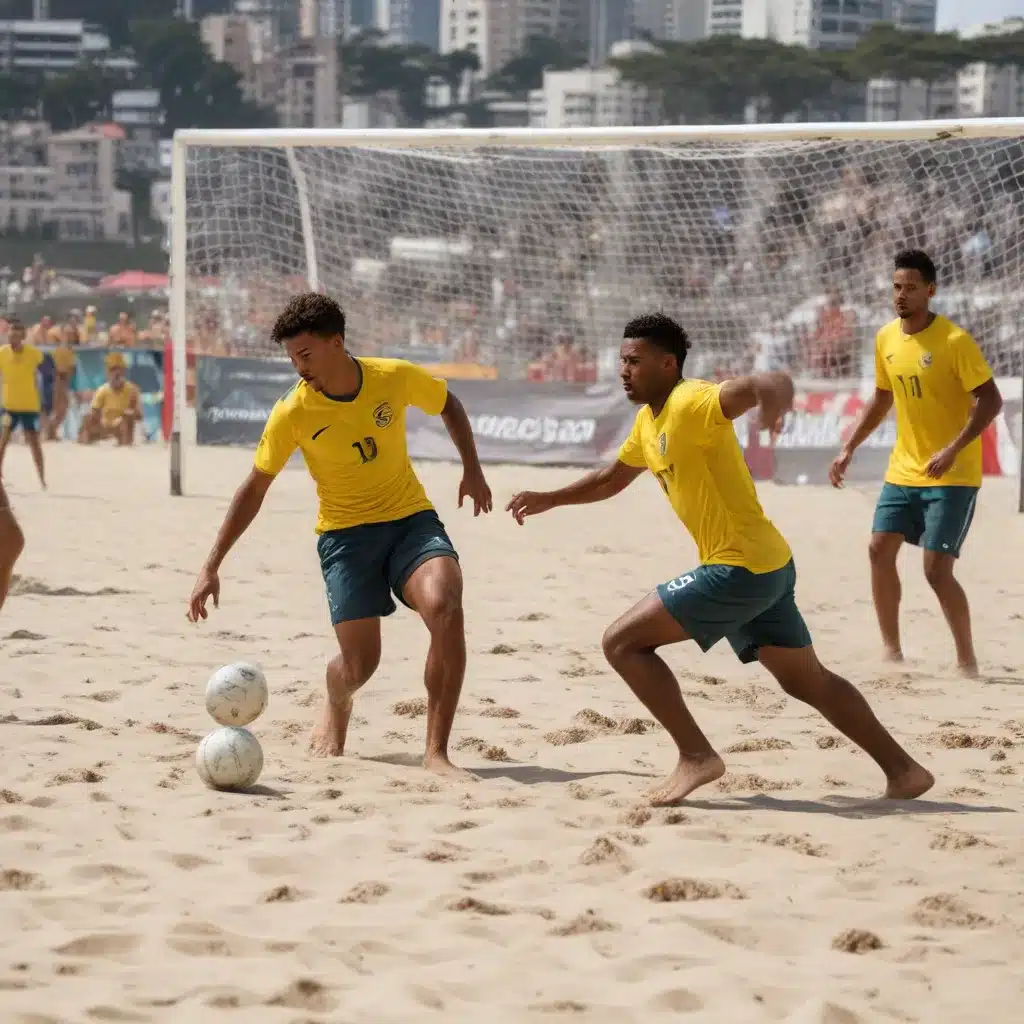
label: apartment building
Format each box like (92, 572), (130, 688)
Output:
(0, 18), (129, 74)
(528, 41), (661, 127)
(440, 0), (589, 76)
(958, 17), (1024, 118)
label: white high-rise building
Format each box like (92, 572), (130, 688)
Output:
(958, 17), (1024, 118)
(441, 0), (588, 76)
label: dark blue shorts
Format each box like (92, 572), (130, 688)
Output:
(657, 559), (812, 665)
(871, 483), (978, 558)
(316, 509), (458, 625)
(2, 411), (40, 433)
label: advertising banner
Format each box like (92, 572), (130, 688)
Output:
(195, 356), (297, 446)
(406, 379), (636, 466)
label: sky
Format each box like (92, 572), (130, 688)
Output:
(937, 0), (1024, 31)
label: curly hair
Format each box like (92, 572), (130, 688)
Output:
(271, 293), (346, 343)
(623, 312), (691, 375)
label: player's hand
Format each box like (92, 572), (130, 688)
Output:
(458, 466), (493, 516)
(506, 491), (556, 525)
(829, 447), (853, 489)
(187, 566), (220, 623)
(926, 445), (957, 479)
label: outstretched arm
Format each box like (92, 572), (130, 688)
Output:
(829, 388), (894, 488)
(440, 390), (492, 515)
(187, 468), (274, 622)
(506, 459), (645, 524)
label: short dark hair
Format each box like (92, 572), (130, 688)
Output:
(894, 248), (937, 285)
(623, 312), (691, 373)
(271, 292), (345, 344)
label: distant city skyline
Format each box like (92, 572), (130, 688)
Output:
(938, 0), (1024, 30)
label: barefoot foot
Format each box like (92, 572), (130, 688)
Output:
(957, 661), (980, 679)
(882, 647), (904, 664)
(308, 698), (352, 757)
(423, 752), (477, 782)
(883, 762), (935, 800)
(647, 754), (726, 806)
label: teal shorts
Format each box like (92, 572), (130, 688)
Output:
(657, 559), (812, 665)
(317, 510), (458, 624)
(871, 483), (978, 558)
(2, 411), (39, 433)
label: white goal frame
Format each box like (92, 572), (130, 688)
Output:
(169, 117), (1024, 499)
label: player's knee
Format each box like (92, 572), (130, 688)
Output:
(601, 622), (632, 666)
(0, 518), (24, 567)
(409, 561), (463, 634)
(868, 534), (897, 566)
(922, 554), (954, 590)
(326, 648), (378, 696)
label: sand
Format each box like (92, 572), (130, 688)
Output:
(0, 441), (1021, 1024)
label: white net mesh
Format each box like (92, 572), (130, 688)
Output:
(182, 134), (1024, 381)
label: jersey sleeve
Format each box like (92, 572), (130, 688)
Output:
(874, 333), (892, 391)
(90, 384), (108, 410)
(617, 412), (647, 468)
(401, 361), (448, 415)
(667, 382), (728, 443)
(952, 332), (994, 392)
(253, 397), (297, 476)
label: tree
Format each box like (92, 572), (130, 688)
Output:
(487, 35), (587, 95)
(41, 62), (125, 132)
(0, 71), (39, 122)
(130, 19), (275, 134)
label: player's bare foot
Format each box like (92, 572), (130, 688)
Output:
(308, 699), (352, 757)
(882, 647), (904, 664)
(957, 661), (980, 679)
(646, 753), (726, 806)
(422, 752), (477, 781)
(883, 762), (935, 800)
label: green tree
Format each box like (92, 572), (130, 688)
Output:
(0, 71), (39, 121)
(115, 166), (156, 247)
(487, 35), (587, 95)
(41, 62), (125, 132)
(130, 19), (275, 133)
(340, 31), (437, 126)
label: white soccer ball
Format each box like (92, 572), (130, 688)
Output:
(205, 661), (268, 726)
(195, 727), (264, 791)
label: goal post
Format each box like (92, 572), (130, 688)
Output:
(169, 117), (1024, 498)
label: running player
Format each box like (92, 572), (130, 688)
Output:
(507, 312), (933, 805)
(0, 317), (46, 488)
(187, 293), (492, 779)
(0, 477), (24, 614)
(829, 250), (1002, 676)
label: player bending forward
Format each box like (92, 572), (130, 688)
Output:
(829, 250), (1002, 676)
(507, 313), (933, 805)
(187, 293), (492, 779)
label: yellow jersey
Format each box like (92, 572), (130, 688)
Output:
(0, 343), (43, 413)
(254, 357), (449, 533)
(92, 381), (140, 426)
(874, 315), (993, 488)
(618, 379), (792, 573)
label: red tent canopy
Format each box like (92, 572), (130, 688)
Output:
(97, 271), (169, 293)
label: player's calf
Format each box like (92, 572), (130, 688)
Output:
(402, 555), (473, 779)
(758, 644), (934, 799)
(922, 551), (978, 676)
(0, 486), (24, 614)
(310, 618), (381, 757)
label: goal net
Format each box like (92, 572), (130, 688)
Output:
(171, 122), (1024, 490)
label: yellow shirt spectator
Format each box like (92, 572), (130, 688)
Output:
(618, 378), (792, 573)
(91, 380), (140, 427)
(874, 315), (994, 488)
(0, 342), (43, 413)
(254, 357), (448, 533)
